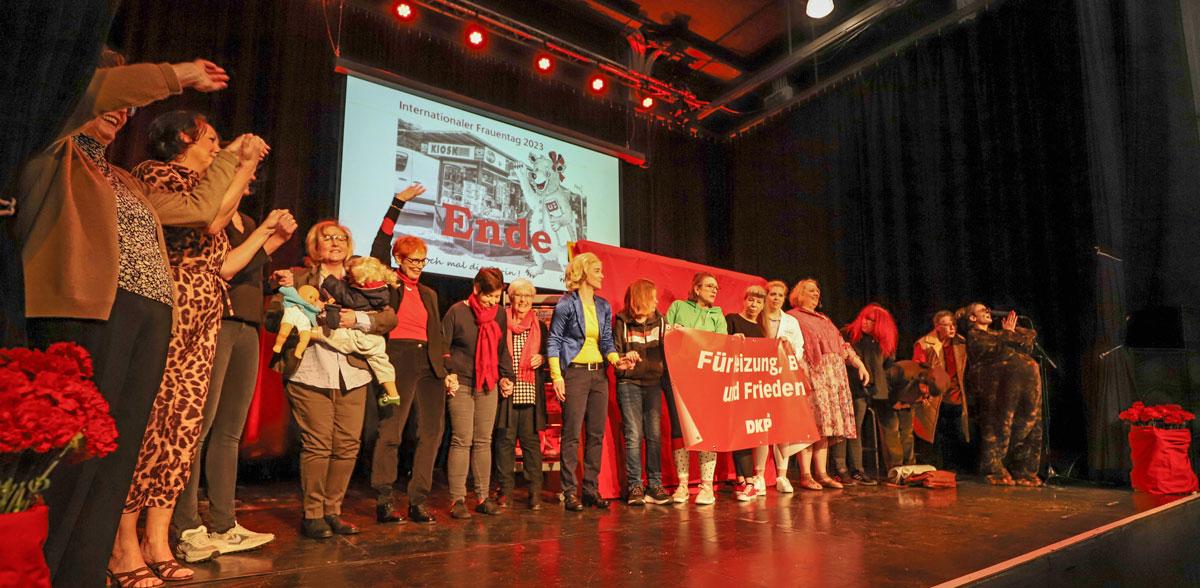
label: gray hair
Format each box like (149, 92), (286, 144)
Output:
(507, 278), (536, 296)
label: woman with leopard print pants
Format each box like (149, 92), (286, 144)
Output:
(117, 111), (284, 581)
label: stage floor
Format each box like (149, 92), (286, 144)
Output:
(176, 477), (1176, 587)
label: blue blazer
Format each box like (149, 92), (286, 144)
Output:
(548, 291), (617, 368)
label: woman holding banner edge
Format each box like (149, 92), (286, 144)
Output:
(758, 280), (810, 494)
(665, 272), (728, 505)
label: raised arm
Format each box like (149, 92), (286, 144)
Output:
(371, 183), (426, 266)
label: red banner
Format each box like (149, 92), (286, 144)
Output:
(664, 327), (821, 452)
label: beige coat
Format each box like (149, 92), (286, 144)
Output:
(912, 331), (969, 442)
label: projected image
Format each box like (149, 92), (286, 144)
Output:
(339, 74), (620, 289)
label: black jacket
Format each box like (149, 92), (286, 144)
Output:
(388, 281), (449, 379)
(613, 310), (666, 385)
(442, 301), (515, 388)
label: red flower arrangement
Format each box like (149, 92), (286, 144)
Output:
(0, 343), (118, 513)
(1118, 401), (1196, 429)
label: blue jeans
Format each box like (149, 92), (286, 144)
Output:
(617, 382), (664, 490)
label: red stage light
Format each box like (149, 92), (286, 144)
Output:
(465, 24), (487, 49)
(639, 96), (655, 109)
(588, 74), (607, 94)
(392, 1), (415, 22)
(534, 53), (555, 74)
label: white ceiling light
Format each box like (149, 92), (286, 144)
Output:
(806, 0), (835, 19)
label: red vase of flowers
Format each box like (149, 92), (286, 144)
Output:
(0, 343), (118, 587)
(1119, 401), (1198, 495)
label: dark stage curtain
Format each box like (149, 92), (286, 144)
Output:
(728, 0), (1095, 465)
(1075, 0), (1200, 481)
(0, 0), (112, 346)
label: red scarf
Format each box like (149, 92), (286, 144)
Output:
(468, 293), (501, 392)
(506, 307), (542, 384)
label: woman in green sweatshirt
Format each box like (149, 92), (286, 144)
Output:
(664, 272), (727, 505)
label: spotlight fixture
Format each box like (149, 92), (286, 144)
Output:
(587, 74), (607, 95)
(806, 0), (834, 19)
(638, 95), (655, 110)
(533, 52), (555, 74)
(465, 23), (488, 49)
(392, 1), (416, 22)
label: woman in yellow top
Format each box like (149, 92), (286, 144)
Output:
(546, 253), (635, 511)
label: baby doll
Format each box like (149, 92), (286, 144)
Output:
(320, 256), (402, 406)
(273, 284), (324, 359)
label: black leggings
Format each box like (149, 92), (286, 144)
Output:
(28, 290), (172, 588)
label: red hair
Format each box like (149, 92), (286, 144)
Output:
(843, 303), (898, 358)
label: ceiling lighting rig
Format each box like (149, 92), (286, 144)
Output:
(390, 0), (709, 123)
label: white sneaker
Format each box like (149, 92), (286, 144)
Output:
(695, 484), (715, 505)
(672, 483), (690, 503)
(776, 476), (794, 493)
(753, 476), (767, 496)
(175, 526), (220, 563)
(209, 522), (276, 554)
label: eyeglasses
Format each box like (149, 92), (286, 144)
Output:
(320, 234), (348, 243)
(401, 257), (427, 266)
(701, 284), (719, 291)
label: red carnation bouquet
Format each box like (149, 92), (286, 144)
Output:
(1118, 401), (1196, 429)
(1119, 401), (1197, 495)
(0, 343), (118, 513)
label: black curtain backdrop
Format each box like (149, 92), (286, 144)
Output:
(727, 0), (1095, 465)
(0, 0), (112, 346)
(1075, 0), (1200, 481)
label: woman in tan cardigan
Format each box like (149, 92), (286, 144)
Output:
(16, 49), (251, 588)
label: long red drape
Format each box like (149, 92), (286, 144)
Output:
(572, 240), (776, 498)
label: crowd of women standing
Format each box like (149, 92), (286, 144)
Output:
(12, 52), (1028, 588)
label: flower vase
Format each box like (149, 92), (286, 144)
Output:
(1128, 426), (1199, 495)
(0, 503), (51, 588)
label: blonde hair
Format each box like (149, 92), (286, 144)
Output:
(348, 256), (397, 287)
(788, 278), (819, 308)
(765, 280), (788, 295)
(304, 220), (354, 266)
(507, 278), (536, 296)
(563, 252), (601, 291)
(744, 284), (766, 300)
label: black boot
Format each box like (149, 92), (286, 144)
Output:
(408, 504), (436, 524)
(376, 502), (404, 523)
(324, 515), (360, 535)
(301, 517), (333, 540)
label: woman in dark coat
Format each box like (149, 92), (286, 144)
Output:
(492, 278), (550, 509)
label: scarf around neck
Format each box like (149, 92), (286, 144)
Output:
(506, 307), (542, 384)
(468, 293), (501, 392)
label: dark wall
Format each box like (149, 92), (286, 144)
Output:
(726, 0), (1095, 461)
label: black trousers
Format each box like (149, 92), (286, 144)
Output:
(372, 339), (445, 506)
(560, 367), (608, 497)
(494, 404), (543, 495)
(27, 290), (172, 588)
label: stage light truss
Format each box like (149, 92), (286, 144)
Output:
(401, 0), (708, 118)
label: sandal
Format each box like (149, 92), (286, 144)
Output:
(145, 559), (194, 582)
(798, 474), (824, 491)
(107, 567), (163, 588)
(815, 474), (844, 489)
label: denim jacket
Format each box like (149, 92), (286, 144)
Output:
(547, 291), (617, 369)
